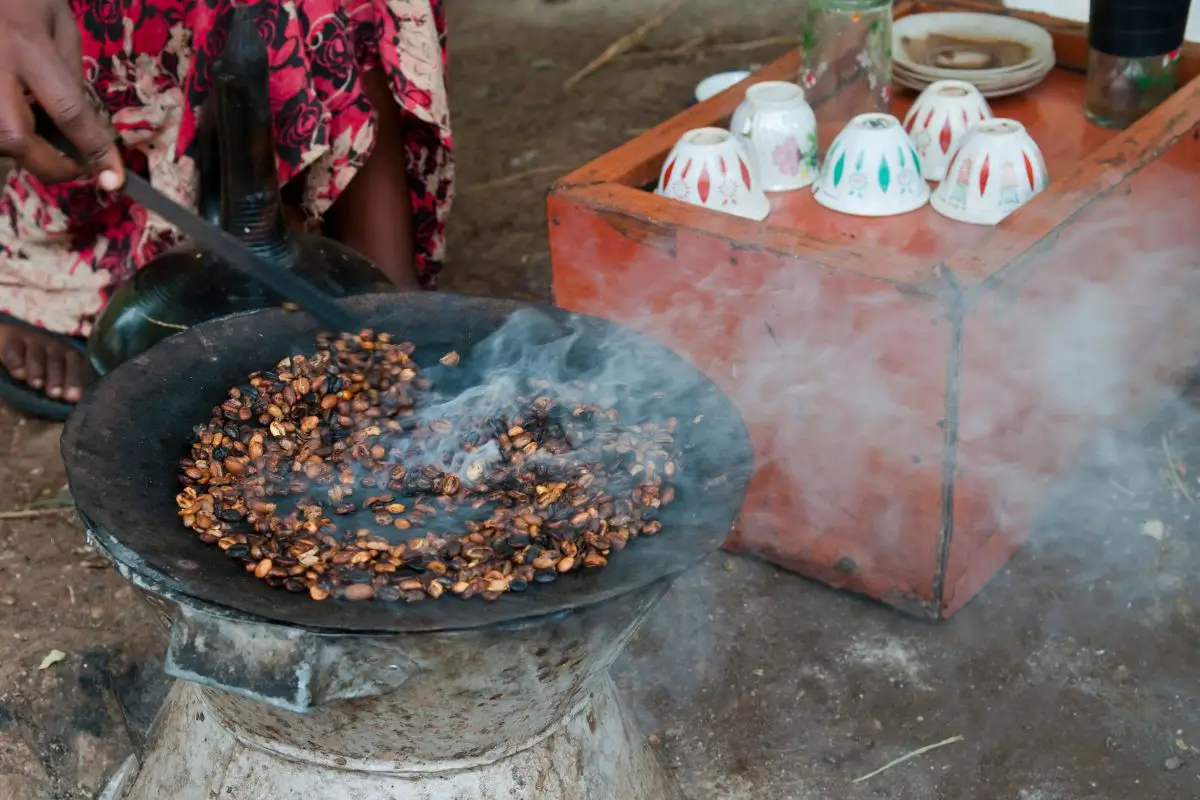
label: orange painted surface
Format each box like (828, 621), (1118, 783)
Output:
(943, 129), (1200, 615)
(547, 201), (954, 611)
(549, 13), (1200, 618)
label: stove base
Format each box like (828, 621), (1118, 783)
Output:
(100, 674), (680, 800)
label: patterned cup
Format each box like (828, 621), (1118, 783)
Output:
(904, 80), (993, 183)
(930, 118), (1049, 226)
(655, 128), (771, 222)
(730, 81), (819, 192)
(813, 113), (930, 217)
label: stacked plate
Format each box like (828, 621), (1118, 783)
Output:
(893, 12), (1056, 99)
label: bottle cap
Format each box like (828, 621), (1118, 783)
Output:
(1090, 0), (1191, 58)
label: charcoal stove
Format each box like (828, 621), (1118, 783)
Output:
(62, 293), (753, 800)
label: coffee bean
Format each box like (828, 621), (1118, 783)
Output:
(177, 331), (681, 603)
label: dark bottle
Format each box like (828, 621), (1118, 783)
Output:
(87, 6), (396, 376)
(1085, 0), (1193, 128)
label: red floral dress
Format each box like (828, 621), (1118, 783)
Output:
(0, 0), (453, 337)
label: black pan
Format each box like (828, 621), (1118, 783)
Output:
(61, 293), (753, 633)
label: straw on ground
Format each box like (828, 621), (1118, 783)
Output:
(851, 734), (965, 784)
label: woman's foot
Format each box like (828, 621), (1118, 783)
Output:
(0, 323), (86, 402)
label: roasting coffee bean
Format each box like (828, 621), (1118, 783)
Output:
(177, 329), (681, 603)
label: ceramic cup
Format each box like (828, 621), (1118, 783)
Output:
(930, 118), (1049, 226)
(904, 79), (993, 182)
(655, 127), (770, 221)
(812, 113), (930, 217)
(730, 81), (819, 192)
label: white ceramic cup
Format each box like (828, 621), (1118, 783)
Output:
(730, 81), (819, 192)
(904, 79), (993, 182)
(655, 127), (771, 222)
(812, 113), (930, 217)
(930, 118), (1049, 226)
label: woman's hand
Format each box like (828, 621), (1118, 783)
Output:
(0, 0), (123, 188)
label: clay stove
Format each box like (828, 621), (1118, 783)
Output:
(63, 294), (753, 800)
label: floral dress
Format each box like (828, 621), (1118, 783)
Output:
(0, 0), (453, 337)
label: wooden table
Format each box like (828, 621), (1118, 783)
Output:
(547, 0), (1200, 618)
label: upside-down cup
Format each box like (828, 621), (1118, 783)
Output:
(655, 127), (771, 222)
(730, 81), (819, 192)
(904, 79), (993, 182)
(930, 118), (1049, 226)
(812, 113), (930, 217)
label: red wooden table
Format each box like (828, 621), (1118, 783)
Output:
(548, 0), (1200, 617)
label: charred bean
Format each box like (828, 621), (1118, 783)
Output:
(178, 331), (681, 603)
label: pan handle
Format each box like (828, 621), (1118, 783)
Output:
(163, 603), (419, 713)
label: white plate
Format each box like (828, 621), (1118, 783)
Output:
(693, 71), (753, 104)
(895, 54), (1056, 84)
(894, 63), (1054, 91)
(895, 69), (1052, 99)
(893, 12), (1055, 78)
(895, 51), (1055, 77)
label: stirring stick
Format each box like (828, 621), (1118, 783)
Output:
(32, 107), (362, 335)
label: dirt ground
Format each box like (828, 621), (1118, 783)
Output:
(2, 0), (1199, 798)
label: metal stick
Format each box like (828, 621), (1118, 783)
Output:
(33, 106), (361, 334)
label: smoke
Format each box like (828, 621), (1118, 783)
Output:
(249, 304), (748, 551)
(400, 306), (727, 491)
(581, 167), (1200, 608)
(558, 159), (1200, 794)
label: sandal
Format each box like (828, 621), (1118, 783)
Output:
(0, 312), (93, 422)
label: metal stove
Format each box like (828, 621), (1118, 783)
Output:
(63, 294), (753, 800)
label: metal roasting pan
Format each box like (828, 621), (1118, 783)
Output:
(62, 293), (754, 634)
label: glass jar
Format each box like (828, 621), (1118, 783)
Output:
(1084, 47), (1182, 129)
(1084, 0), (1191, 129)
(800, 0), (894, 140)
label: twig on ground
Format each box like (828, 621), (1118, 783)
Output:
(564, 0), (693, 90)
(851, 735), (965, 784)
(460, 165), (571, 195)
(11, 490), (74, 511)
(623, 34), (802, 61)
(0, 506), (76, 521)
(1108, 478), (1137, 497)
(1161, 433), (1194, 504)
(0, 491), (75, 520)
(625, 34), (706, 60)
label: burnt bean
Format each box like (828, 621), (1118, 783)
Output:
(178, 331), (681, 603)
